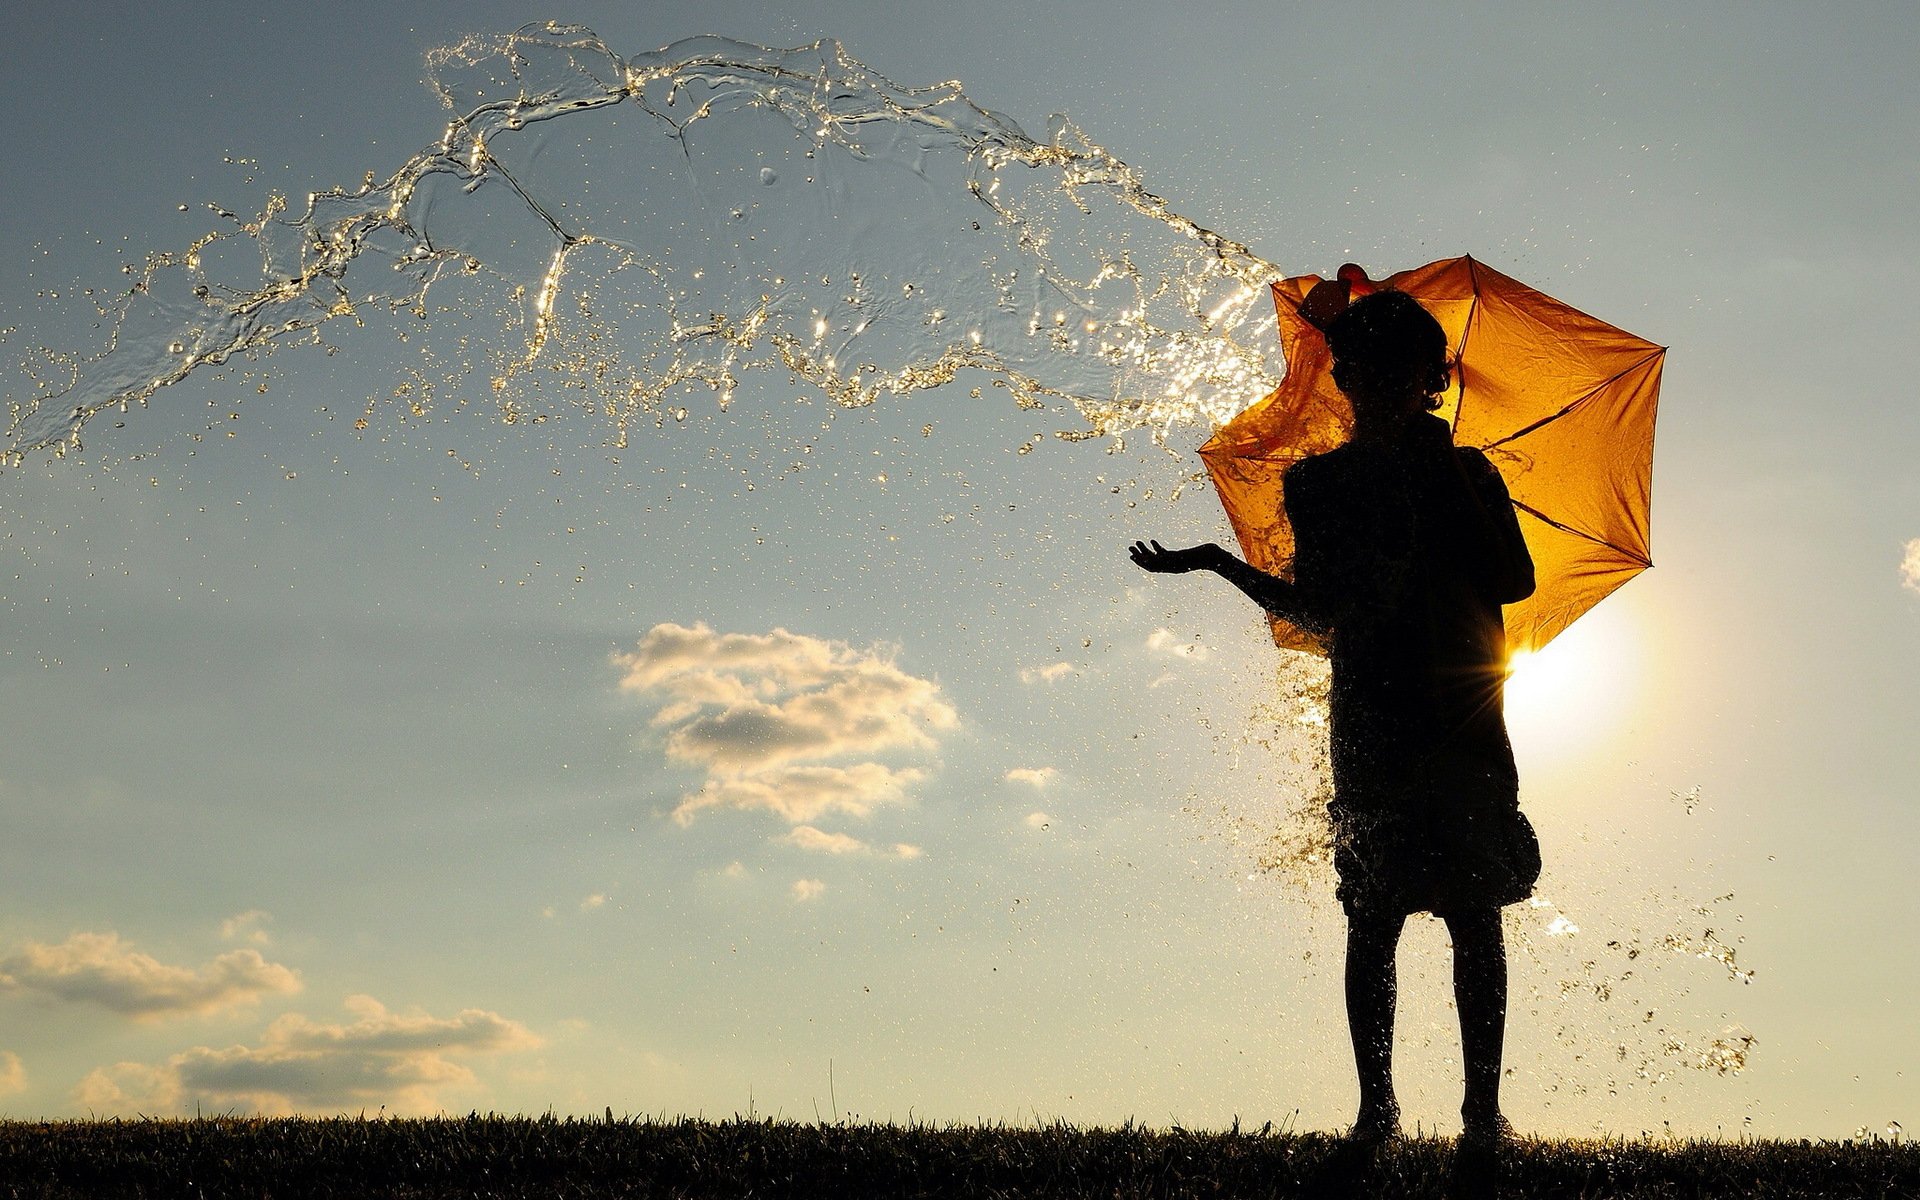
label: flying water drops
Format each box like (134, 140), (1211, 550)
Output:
(4, 22), (1283, 468)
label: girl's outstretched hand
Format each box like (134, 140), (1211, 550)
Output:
(1128, 540), (1219, 574)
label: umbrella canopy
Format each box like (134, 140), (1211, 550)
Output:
(1198, 255), (1665, 656)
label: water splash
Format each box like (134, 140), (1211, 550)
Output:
(1183, 654), (1336, 902)
(1200, 752), (1764, 1118)
(1606, 895), (1756, 986)
(5, 22), (1282, 467)
(1504, 877), (1761, 1116)
(1694, 1026), (1756, 1076)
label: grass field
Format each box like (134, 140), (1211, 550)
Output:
(1, 1115), (1915, 1199)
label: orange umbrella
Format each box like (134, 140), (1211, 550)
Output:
(1198, 255), (1665, 656)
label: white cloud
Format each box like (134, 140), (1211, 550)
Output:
(1146, 628), (1211, 660)
(616, 623), (958, 773)
(219, 910), (274, 946)
(672, 763), (926, 827)
(1004, 767), (1057, 789)
(782, 826), (869, 854)
(615, 623), (957, 828)
(780, 826), (925, 859)
(1020, 662), (1074, 684)
(0, 932), (301, 1019)
(1024, 811), (1052, 830)
(791, 879), (826, 903)
(74, 995), (542, 1116)
(0, 1051), (25, 1096)
(1902, 538), (1920, 594)
(719, 861), (748, 879)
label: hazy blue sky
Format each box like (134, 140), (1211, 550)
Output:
(2, 1), (1916, 1137)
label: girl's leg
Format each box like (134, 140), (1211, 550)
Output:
(1345, 909), (1406, 1128)
(1442, 906), (1508, 1133)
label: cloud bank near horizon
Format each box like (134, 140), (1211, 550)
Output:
(0, 932), (301, 1020)
(75, 994), (541, 1116)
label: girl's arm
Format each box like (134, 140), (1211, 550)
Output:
(1127, 541), (1333, 634)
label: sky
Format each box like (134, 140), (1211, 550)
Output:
(1, 0), (1917, 1138)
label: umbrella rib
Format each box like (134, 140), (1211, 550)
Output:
(1511, 498), (1650, 566)
(1477, 348), (1665, 452)
(1450, 258), (1484, 433)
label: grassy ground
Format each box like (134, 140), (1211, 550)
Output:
(1, 1115), (1915, 1199)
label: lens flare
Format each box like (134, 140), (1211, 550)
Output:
(1504, 602), (1639, 761)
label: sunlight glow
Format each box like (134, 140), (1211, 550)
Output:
(1504, 603), (1640, 762)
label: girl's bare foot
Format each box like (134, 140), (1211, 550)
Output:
(1459, 1111), (1515, 1147)
(1347, 1102), (1401, 1146)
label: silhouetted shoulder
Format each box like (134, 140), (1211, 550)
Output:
(1456, 447), (1508, 489)
(1457, 446), (1494, 470)
(1285, 443), (1361, 480)
(1282, 444), (1362, 507)
(1455, 448), (1535, 603)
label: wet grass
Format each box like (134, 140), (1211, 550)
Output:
(0, 1114), (1915, 1198)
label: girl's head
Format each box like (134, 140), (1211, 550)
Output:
(1325, 290), (1450, 418)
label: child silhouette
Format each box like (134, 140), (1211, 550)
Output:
(1130, 289), (1539, 1145)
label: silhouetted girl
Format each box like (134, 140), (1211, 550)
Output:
(1130, 289), (1538, 1145)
